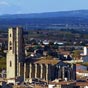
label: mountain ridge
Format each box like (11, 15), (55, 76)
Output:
(0, 10), (88, 30)
(1, 10), (88, 19)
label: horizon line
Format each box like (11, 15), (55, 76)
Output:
(0, 9), (88, 16)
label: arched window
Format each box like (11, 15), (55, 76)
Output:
(10, 61), (12, 67)
(10, 47), (12, 50)
(10, 34), (11, 37)
(10, 41), (12, 45)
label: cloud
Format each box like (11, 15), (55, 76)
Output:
(0, 1), (9, 6)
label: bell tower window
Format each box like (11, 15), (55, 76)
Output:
(10, 41), (12, 45)
(10, 47), (12, 50)
(10, 34), (11, 37)
(10, 61), (12, 67)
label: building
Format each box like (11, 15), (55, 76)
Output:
(24, 58), (76, 83)
(84, 46), (88, 55)
(48, 81), (76, 88)
(6, 27), (25, 84)
(76, 82), (88, 88)
(6, 27), (76, 85)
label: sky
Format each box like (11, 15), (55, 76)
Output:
(0, 0), (88, 15)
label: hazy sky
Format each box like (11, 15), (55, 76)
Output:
(0, 0), (88, 14)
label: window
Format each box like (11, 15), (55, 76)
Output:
(10, 41), (12, 45)
(10, 47), (12, 50)
(10, 34), (11, 37)
(10, 61), (12, 67)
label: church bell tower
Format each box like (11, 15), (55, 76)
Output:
(6, 27), (25, 84)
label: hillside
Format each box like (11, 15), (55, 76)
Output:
(1, 10), (88, 18)
(0, 10), (88, 30)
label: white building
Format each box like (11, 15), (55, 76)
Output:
(84, 46), (88, 55)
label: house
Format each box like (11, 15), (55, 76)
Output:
(48, 81), (76, 88)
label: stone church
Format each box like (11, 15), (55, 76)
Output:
(6, 27), (76, 84)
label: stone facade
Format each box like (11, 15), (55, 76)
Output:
(6, 27), (76, 84)
(6, 27), (25, 84)
(24, 59), (76, 83)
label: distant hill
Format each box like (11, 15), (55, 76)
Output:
(0, 10), (88, 30)
(1, 10), (88, 19)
